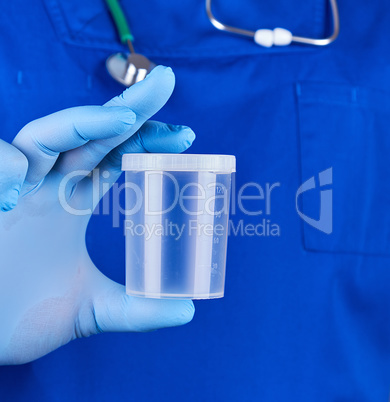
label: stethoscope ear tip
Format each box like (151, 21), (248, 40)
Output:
(254, 28), (293, 47)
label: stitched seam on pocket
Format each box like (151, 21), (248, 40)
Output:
(43, 0), (70, 42)
(297, 81), (390, 111)
(43, 0), (123, 50)
(294, 83), (307, 254)
(295, 81), (390, 256)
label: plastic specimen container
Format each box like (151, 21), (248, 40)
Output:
(122, 153), (236, 299)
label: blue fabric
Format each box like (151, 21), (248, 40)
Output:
(1, 0), (390, 400)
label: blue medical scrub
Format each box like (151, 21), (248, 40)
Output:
(1, 0), (389, 400)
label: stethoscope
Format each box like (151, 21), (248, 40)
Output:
(106, 0), (340, 87)
(105, 0), (155, 87)
(206, 0), (340, 47)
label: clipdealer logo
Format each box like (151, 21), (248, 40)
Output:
(295, 168), (333, 234)
(58, 167), (333, 237)
(228, 181), (281, 237)
(228, 167), (333, 237)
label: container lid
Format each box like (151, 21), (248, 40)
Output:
(122, 154), (236, 172)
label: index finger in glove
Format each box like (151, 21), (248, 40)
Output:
(11, 106), (136, 189)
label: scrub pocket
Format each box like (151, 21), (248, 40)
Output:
(296, 81), (390, 256)
(43, 0), (121, 50)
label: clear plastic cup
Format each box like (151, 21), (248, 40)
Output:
(122, 154), (236, 299)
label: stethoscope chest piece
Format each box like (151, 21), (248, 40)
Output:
(105, 0), (156, 87)
(106, 52), (155, 87)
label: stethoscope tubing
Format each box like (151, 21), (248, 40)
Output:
(205, 0), (340, 46)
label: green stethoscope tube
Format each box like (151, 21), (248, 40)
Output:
(105, 0), (134, 44)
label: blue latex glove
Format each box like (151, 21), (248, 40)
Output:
(0, 66), (195, 365)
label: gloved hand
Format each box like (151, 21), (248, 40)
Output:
(0, 66), (195, 365)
